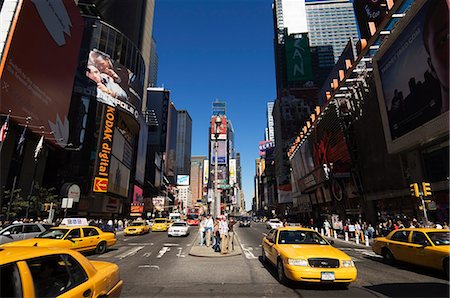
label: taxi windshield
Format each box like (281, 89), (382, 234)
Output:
(155, 219), (167, 224)
(278, 230), (329, 245)
(427, 231), (450, 246)
(130, 222), (145, 226)
(36, 228), (69, 239)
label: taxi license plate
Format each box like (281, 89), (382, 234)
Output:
(321, 272), (335, 281)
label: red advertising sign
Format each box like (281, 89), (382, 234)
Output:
(210, 116), (227, 140)
(130, 204), (144, 213)
(93, 177), (108, 192)
(133, 185), (143, 203)
(0, 0), (83, 147)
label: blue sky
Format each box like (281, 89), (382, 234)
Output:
(153, 0), (276, 210)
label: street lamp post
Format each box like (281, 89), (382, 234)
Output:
(213, 115), (222, 219)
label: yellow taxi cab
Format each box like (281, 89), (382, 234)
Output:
(0, 246), (122, 297)
(372, 228), (450, 276)
(0, 225), (116, 254)
(262, 227), (357, 285)
(124, 220), (150, 235)
(151, 218), (171, 232)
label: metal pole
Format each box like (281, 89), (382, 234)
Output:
(214, 139), (220, 218)
(420, 196), (429, 227)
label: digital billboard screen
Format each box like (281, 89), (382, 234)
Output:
(177, 175), (190, 186)
(375, 0), (449, 152)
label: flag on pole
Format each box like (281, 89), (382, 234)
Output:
(0, 115), (10, 143)
(34, 135), (44, 160)
(16, 125), (27, 158)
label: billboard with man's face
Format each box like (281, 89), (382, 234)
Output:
(374, 0), (449, 153)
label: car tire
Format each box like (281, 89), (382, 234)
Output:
(444, 259), (449, 278)
(277, 259), (288, 284)
(95, 241), (107, 254)
(382, 248), (395, 265)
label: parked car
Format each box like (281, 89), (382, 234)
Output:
(0, 246), (123, 297)
(0, 223), (53, 245)
(240, 217), (252, 227)
(266, 218), (283, 229)
(372, 228), (450, 276)
(262, 227), (357, 285)
(1, 226), (116, 254)
(168, 221), (190, 237)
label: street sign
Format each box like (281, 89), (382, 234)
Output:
(93, 177), (108, 192)
(219, 185), (232, 189)
(61, 198), (73, 209)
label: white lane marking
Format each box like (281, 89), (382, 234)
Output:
(97, 246), (128, 258)
(239, 242), (258, 260)
(142, 252), (152, 258)
(362, 251), (383, 258)
(176, 247), (186, 258)
(129, 242), (154, 246)
(163, 243), (180, 247)
(156, 247), (170, 258)
(117, 246), (144, 259)
(138, 265), (160, 269)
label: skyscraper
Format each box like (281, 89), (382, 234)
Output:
(190, 156), (207, 206)
(212, 100), (226, 115)
(305, 0), (359, 62)
(176, 110), (192, 175)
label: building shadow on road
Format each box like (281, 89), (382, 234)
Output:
(258, 256), (349, 291)
(363, 255), (449, 281)
(364, 283), (450, 297)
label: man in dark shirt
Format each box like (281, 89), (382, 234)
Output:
(228, 216), (237, 252)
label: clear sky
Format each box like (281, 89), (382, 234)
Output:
(153, 0), (276, 210)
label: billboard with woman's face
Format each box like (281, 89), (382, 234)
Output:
(374, 0), (449, 153)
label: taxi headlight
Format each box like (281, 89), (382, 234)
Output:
(287, 258), (308, 266)
(342, 260), (354, 267)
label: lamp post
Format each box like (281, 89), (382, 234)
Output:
(213, 115), (222, 219)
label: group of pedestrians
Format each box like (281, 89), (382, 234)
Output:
(198, 214), (236, 255)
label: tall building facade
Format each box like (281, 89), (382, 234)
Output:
(149, 37), (158, 87)
(176, 110), (192, 175)
(190, 156), (207, 206)
(165, 102), (178, 185)
(305, 0), (359, 61)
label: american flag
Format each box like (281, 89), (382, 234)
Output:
(0, 115), (9, 143)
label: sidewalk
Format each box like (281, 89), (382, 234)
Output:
(189, 233), (242, 257)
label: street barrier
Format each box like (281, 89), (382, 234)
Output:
(355, 234), (360, 244)
(345, 232), (349, 241)
(320, 228), (324, 236)
(333, 230), (337, 239)
(365, 235), (370, 247)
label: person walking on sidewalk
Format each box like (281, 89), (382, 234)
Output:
(228, 216), (237, 252)
(199, 216), (206, 246)
(205, 214), (214, 247)
(219, 216), (229, 254)
(213, 219), (221, 252)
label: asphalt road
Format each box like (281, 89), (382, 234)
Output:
(86, 222), (450, 297)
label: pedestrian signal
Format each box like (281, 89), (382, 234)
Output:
(422, 182), (432, 197)
(409, 183), (419, 197)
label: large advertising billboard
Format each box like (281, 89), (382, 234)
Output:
(133, 185), (143, 203)
(353, 0), (388, 40)
(259, 140), (275, 157)
(177, 175), (190, 186)
(135, 117), (147, 185)
(210, 116), (227, 140)
(211, 141), (227, 164)
(0, 0), (83, 147)
(374, 0), (449, 153)
(285, 34), (313, 83)
(229, 159), (236, 186)
(108, 156), (131, 197)
(203, 160), (209, 185)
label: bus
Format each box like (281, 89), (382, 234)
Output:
(186, 207), (200, 226)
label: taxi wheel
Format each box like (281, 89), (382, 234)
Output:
(95, 241), (107, 254)
(277, 259), (288, 284)
(444, 259), (449, 277)
(382, 248), (395, 265)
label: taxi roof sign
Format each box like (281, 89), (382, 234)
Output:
(60, 218), (88, 226)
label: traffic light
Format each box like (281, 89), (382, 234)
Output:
(422, 182), (432, 197)
(409, 183), (419, 197)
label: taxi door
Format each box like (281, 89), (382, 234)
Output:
(387, 230), (410, 262)
(82, 227), (100, 251)
(263, 229), (278, 264)
(65, 228), (88, 251)
(408, 231), (435, 268)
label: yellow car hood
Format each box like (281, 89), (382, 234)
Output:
(0, 238), (71, 248)
(277, 244), (351, 260)
(428, 245), (450, 253)
(126, 227), (144, 231)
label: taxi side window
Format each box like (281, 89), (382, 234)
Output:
(412, 232), (430, 245)
(267, 229), (276, 243)
(0, 263), (23, 298)
(391, 230), (409, 242)
(67, 228), (81, 239)
(83, 228), (99, 237)
(24, 224), (41, 233)
(26, 254), (88, 297)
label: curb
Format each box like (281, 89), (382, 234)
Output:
(325, 236), (372, 249)
(188, 233), (243, 258)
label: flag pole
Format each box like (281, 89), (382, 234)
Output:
(25, 134), (44, 219)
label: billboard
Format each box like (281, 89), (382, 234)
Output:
(133, 185), (143, 203)
(108, 156), (131, 197)
(211, 141), (227, 164)
(135, 117), (147, 184)
(177, 175), (190, 186)
(152, 196), (165, 211)
(85, 49), (140, 119)
(285, 34), (313, 83)
(0, 0), (83, 147)
(229, 159), (236, 186)
(210, 116), (227, 140)
(374, 0), (449, 153)
(203, 160), (209, 185)
(259, 140), (275, 157)
(353, 0), (388, 40)
(93, 106), (116, 193)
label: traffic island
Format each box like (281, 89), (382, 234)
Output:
(189, 234), (242, 257)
